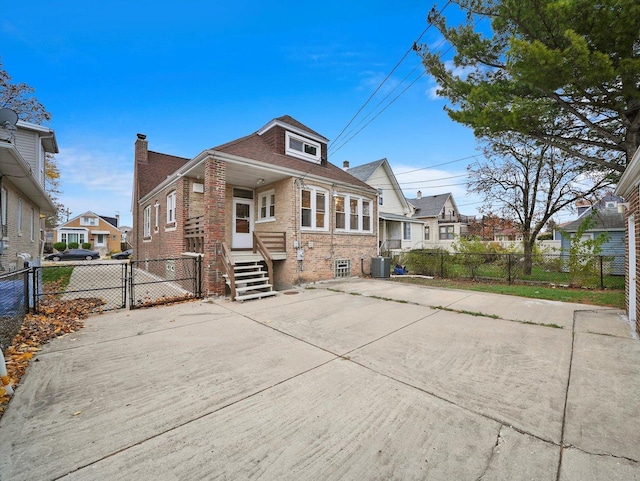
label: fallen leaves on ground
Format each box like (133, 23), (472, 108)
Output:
(0, 291), (105, 420)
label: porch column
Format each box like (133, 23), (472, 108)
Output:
(204, 157), (226, 296)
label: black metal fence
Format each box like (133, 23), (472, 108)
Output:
(401, 250), (625, 289)
(0, 269), (30, 350)
(30, 256), (203, 314)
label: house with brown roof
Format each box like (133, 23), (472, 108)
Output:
(54, 211), (123, 257)
(133, 116), (379, 300)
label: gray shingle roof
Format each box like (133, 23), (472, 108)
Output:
(407, 193), (451, 217)
(346, 159), (386, 182)
(562, 209), (625, 232)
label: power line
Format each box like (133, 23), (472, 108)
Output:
(330, 0), (453, 152)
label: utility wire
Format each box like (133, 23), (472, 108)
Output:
(330, 0), (453, 151)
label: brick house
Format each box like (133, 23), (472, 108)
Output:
(614, 146), (640, 333)
(133, 116), (379, 300)
(54, 211), (123, 257)
(0, 114), (58, 271)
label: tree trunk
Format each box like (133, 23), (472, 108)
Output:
(522, 240), (535, 276)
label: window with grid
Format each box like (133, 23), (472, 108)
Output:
(258, 190), (275, 221)
(403, 222), (411, 240)
(334, 194), (373, 233)
(335, 259), (351, 278)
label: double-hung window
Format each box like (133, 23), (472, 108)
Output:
(166, 191), (176, 224)
(439, 225), (455, 240)
(334, 194), (373, 233)
(424, 226), (430, 240)
(286, 132), (321, 163)
(258, 190), (275, 221)
(403, 222), (411, 241)
(143, 205), (151, 238)
(301, 187), (328, 230)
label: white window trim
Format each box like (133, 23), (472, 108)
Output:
(257, 189), (276, 223)
(154, 201), (160, 231)
(378, 188), (383, 206)
(286, 132), (321, 163)
(166, 191), (177, 225)
(334, 193), (373, 233)
(80, 216), (98, 226)
(301, 186), (329, 231)
(439, 225), (455, 240)
(143, 205), (151, 239)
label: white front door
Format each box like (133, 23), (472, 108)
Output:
(232, 199), (253, 249)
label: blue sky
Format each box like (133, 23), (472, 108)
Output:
(1, 1), (542, 228)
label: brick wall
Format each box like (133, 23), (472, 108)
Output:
(136, 178), (187, 262)
(0, 178), (41, 270)
(203, 157), (226, 297)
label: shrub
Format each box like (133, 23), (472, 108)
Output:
(68, 242), (80, 249)
(53, 242), (67, 252)
(403, 249), (449, 276)
(81, 242), (92, 249)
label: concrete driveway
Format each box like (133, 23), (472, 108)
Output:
(0, 278), (638, 480)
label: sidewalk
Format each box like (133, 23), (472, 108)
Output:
(0, 278), (638, 480)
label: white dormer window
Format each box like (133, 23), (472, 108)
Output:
(80, 216), (98, 226)
(286, 132), (321, 163)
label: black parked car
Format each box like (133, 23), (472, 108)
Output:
(45, 249), (100, 261)
(111, 249), (133, 260)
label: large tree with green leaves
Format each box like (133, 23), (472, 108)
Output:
(468, 133), (611, 273)
(418, 0), (640, 175)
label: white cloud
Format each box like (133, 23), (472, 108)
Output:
(55, 145), (134, 226)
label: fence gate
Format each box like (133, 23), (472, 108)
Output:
(32, 257), (202, 314)
(129, 257), (202, 309)
(34, 263), (128, 313)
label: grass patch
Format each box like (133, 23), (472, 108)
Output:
(41, 266), (74, 292)
(394, 277), (625, 309)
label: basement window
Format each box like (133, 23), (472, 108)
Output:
(334, 259), (351, 278)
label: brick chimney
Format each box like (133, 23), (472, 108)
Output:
(417, 190), (422, 199)
(115, 213), (120, 228)
(135, 133), (148, 164)
(343, 160), (350, 171)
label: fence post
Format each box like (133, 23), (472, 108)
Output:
(440, 251), (445, 278)
(507, 254), (512, 285)
(31, 266), (38, 313)
(197, 255), (203, 298)
(122, 262), (128, 309)
(599, 255), (604, 289)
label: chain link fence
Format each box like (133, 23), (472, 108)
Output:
(0, 269), (30, 350)
(401, 250), (625, 289)
(130, 257), (202, 308)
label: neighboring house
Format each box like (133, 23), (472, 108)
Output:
(55, 212), (122, 257)
(0, 113), (58, 271)
(557, 193), (626, 275)
(407, 192), (473, 251)
(614, 147), (640, 333)
(346, 158), (424, 255)
(133, 115), (379, 300)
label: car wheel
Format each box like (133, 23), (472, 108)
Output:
(85, 255), (94, 260)
(52, 256), (61, 261)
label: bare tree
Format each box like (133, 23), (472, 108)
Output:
(468, 134), (612, 273)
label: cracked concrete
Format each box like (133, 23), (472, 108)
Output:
(0, 277), (638, 480)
